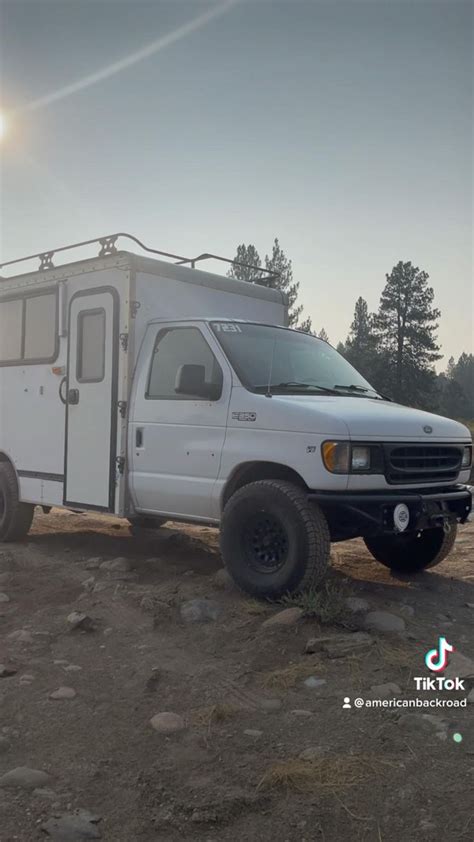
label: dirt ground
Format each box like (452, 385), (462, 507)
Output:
(0, 509), (473, 842)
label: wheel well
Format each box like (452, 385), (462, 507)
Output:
(222, 461), (308, 508)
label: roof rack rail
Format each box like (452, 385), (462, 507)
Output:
(0, 232), (279, 283)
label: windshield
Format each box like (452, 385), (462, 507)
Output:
(210, 322), (380, 397)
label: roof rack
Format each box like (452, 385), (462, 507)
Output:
(0, 232), (279, 283)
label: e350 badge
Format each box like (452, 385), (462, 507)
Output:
(232, 412), (257, 422)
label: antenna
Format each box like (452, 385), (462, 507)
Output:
(265, 338), (277, 398)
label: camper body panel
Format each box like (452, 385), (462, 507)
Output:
(1, 251), (287, 517)
(0, 260), (132, 512)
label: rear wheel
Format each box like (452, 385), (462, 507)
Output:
(364, 524), (457, 574)
(0, 462), (34, 542)
(220, 480), (330, 598)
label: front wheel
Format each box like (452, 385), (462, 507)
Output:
(220, 480), (330, 599)
(364, 524), (457, 574)
(0, 462), (35, 542)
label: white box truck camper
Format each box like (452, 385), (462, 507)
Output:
(0, 233), (471, 598)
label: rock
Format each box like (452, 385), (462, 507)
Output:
(0, 592), (10, 603)
(84, 557), (102, 570)
(422, 714), (448, 732)
(180, 598), (222, 623)
(64, 664), (82, 673)
(7, 629), (33, 644)
(0, 664), (17, 678)
(259, 698), (282, 712)
(303, 677), (326, 689)
(398, 605), (415, 619)
(150, 712), (185, 733)
(466, 603), (474, 609)
(50, 686), (77, 700)
(81, 577), (96, 592)
(305, 632), (373, 658)
(0, 767), (52, 789)
(19, 673), (35, 684)
(67, 611), (94, 631)
(99, 557), (132, 573)
(371, 682), (402, 698)
(364, 611), (406, 634)
(262, 607), (303, 628)
(345, 597), (369, 613)
(33, 787), (59, 800)
(42, 810), (101, 840)
(291, 709), (313, 717)
(299, 746), (326, 760)
(213, 568), (235, 590)
(0, 736), (10, 754)
(399, 713), (446, 734)
(443, 651), (474, 680)
(243, 729), (263, 737)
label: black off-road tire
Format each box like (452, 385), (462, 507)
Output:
(128, 516), (168, 534)
(364, 524), (458, 574)
(220, 480), (330, 599)
(0, 462), (34, 542)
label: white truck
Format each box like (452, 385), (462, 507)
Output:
(0, 234), (471, 597)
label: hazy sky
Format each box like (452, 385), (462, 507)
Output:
(0, 0), (472, 366)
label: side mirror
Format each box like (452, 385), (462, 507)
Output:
(175, 364), (210, 398)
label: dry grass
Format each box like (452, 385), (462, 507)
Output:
(376, 641), (419, 669)
(259, 659), (325, 690)
(191, 703), (240, 727)
(257, 754), (382, 794)
(240, 599), (271, 616)
(280, 580), (348, 625)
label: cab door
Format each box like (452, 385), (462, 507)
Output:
(64, 288), (118, 510)
(129, 322), (231, 519)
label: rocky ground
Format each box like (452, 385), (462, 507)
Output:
(0, 509), (473, 842)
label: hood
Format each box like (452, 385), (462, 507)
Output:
(265, 394), (471, 440)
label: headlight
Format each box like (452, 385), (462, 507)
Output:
(351, 446), (371, 471)
(321, 441), (382, 474)
(321, 441), (350, 473)
(462, 446), (472, 468)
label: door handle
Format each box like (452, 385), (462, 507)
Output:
(136, 428), (143, 448)
(67, 388), (80, 405)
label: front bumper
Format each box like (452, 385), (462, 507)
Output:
(308, 484), (472, 538)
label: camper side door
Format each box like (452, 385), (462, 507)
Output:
(129, 322), (231, 520)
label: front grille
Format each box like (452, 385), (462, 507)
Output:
(384, 444), (463, 485)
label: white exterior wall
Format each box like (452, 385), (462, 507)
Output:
(1, 249), (286, 513)
(0, 262), (130, 509)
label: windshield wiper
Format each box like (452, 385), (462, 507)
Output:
(334, 384), (369, 393)
(272, 381), (339, 394)
(333, 384), (391, 401)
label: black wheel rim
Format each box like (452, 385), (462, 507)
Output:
(243, 511), (289, 574)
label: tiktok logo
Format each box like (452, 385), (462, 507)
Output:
(424, 636), (454, 672)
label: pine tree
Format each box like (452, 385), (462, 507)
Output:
(228, 238), (312, 332)
(374, 261), (441, 405)
(317, 327), (330, 343)
(264, 238), (311, 331)
(343, 297), (381, 386)
(227, 244), (263, 282)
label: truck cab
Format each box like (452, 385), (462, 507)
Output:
(127, 317), (472, 597)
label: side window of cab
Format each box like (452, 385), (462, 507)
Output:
(146, 327), (223, 401)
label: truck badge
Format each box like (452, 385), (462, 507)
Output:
(232, 412), (256, 422)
